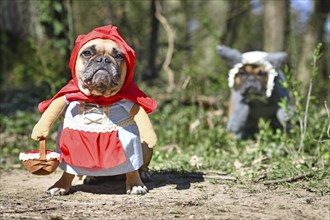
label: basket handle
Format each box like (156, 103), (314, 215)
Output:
(39, 138), (46, 160)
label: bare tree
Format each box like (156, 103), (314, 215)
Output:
(220, 0), (249, 46)
(263, 0), (289, 52)
(296, 0), (330, 94)
(0, 0), (43, 40)
(155, 0), (175, 92)
(145, 0), (159, 80)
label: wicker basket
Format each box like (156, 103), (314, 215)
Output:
(19, 139), (60, 175)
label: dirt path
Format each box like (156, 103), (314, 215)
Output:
(1, 169), (329, 220)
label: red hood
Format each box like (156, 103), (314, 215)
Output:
(38, 25), (157, 114)
(69, 25), (136, 91)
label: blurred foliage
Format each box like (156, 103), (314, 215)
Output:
(0, 0), (329, 191)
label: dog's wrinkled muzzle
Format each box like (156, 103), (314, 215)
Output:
(83, 67), (121, 95)
(84, 69), (111, 92)
(240, 78), (265, 97)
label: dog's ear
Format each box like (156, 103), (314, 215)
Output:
(265, 52), (287, 68)
(216, 45), (242, 67)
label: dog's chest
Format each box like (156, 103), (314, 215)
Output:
(247, 99), (278, 119)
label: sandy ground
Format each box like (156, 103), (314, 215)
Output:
(0, 169), (329, 220)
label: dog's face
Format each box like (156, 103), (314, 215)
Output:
(217, 45), (289, 100)
(75, 39), (127, 97)
(235, 64), (268, 98)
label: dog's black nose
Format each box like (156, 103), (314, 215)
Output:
(95, 56), (111, 64)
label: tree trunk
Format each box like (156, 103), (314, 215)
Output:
(263, 0), (289, 52)
(296, 0), (330, 95)
(145, 0), (159, 80)
(220, 0), (249, 46)
(0, 0), (43, 40)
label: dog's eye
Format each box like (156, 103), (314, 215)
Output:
(114, 53), (124, 60)
(238, 71), (248, 76)
(258, 71), (268, 77)
(82, 50), (93, 58)
(112, 48), (125, 60)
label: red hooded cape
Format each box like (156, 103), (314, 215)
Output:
(38, 25), (157, 114)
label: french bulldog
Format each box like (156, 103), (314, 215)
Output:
(76, 39), (127, 98)
(31, 25), (157, 195)
(216, 45), (293, 139)
(76, 38), (155, 181)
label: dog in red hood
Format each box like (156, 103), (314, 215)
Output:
(31, 25), (157, 195)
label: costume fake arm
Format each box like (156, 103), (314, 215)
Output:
(31, 96), (67, 140)
(227, 90), (249, 133)
(130, 104), (157, 148)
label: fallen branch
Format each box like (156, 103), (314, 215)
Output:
(263, 172), (314, 185)
(200, 170), (228, 175)
(3, 207), (57, 214)
(203, 175), (237, 181)
(186, 173), (236, 181)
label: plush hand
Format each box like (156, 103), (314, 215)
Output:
(227, 90), (250, 133)
(131, 104), (157, 148)
(31, 121), (51, 140)
(31, 96), (67, 140)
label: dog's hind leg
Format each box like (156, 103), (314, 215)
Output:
(47, 172), (75, 196)
(126, 170), (148, 195)
(139, 143), (153, 182)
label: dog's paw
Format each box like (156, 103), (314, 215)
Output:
(46, 186), (70, 196)
(46, 173), (74, 196)
(126, 170), (148, 195)
(227, 121), (241, 133)
(126, 185), (149, 195)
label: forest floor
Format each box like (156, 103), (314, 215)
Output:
(0, 169), (329, 220)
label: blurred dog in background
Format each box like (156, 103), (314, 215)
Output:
(216, 45), (293, 139)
